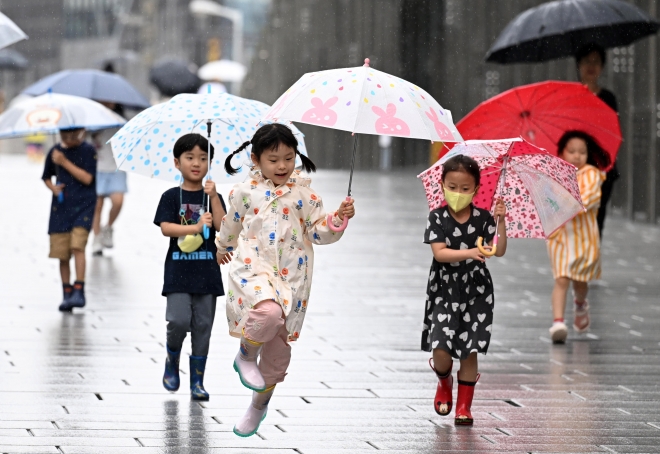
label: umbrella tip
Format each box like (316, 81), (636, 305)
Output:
(363, 58), (370, 67)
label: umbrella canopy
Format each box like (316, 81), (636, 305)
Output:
(453, 81), (621, 171)
(264, 58), (462, 142)
(0, 12), (27, 51)
(0, 93), (125, 138)
(486, 0), (660, 64)
(22, 69), (150, 109)
(419, 139), (584, 239)
(198, 59), (247, 82)
(0, 48), (28, 70)
(109, 93), (308, 184)
(149, 59), (201, 97)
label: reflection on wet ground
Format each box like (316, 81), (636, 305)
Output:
(1, 155), (660, 453)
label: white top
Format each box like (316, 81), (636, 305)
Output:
(92, 128), (120, 173)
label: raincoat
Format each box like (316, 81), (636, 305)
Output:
(215, 169), (344, 341)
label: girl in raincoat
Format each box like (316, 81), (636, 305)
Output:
(215, 123), (355, 437)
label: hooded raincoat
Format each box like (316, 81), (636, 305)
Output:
(215, 169), (344, 341)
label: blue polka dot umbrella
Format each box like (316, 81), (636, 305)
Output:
(108, 93), (308, 184)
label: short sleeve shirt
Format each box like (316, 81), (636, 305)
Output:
(424, 205), (496, 269)
(154, 187), (227, 296)
(42, 142), (97, 234)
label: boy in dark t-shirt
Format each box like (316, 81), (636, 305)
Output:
(154, 133), (226, 401)
(42, 128), (97, 311)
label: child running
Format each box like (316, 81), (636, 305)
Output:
(215, 123), (355, 437)
(423, 154), (506, 425)
(547, 131), (607, 343)
(154, 133), (226, 401)
(42, 128), (97, 311)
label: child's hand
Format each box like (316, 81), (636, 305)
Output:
(217, 251), (233, 265)
(493, 198), (506, 221)
(197, 212), (213, 232)
(52, 150), (67, 165)
(51, 183), (65, 197)
(204, 179), (218, 199)
(337, 198), (355, 220)
(467, 248), (486, 263)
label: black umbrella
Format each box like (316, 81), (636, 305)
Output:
(0, 48), (28, 70)
(149, 58), (201, 97)
(486, 0), (660, 64)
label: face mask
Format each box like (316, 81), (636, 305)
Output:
(178, 234), (203, 253)
(443, 187), (476, 212)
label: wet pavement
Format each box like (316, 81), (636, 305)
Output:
(1, 153), (660, 453)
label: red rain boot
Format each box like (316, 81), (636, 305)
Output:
(454, 371), (480, 426)
(429, 359), (453, 416)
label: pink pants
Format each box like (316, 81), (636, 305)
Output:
(244, 300), (291, 385)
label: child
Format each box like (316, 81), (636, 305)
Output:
(215, 123), (355, 437)
(547, 131), (606, 343)
(423, 154), (506, 426)
(153, 133), (227, 401)
(42, 128), (97, 311)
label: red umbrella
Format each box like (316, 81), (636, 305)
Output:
(450, 81), (621, 171)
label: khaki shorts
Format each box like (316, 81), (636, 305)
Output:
(49, 227), (90, 260)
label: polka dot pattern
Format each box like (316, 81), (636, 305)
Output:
(109, 93), (308, 184)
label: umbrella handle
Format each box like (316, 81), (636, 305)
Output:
(57, 192), (64, 203)
(477, 236), (497, 257)
(203, 224), (210, 240)
(327, 196), (351, 232)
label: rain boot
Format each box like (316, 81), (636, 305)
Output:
(58, 284), (74, 312)
(234, 385), (275, 437)
(455, 371), (479, 426)
(162, 345), (181, 392)
(233, 330), (266, 392)
(68, 281), (86, 308)
(430, 359), (453, 416)
(190, 355), (209, 401)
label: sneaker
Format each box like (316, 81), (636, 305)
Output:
(573, 301), (590, 333)
(92, 233), (103, 256)
(101, 225), (114, 249)
(549, 321), (568, 344)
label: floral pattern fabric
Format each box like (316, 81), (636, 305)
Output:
(418, 140), (584, 240)
(215, 169), (343, 342)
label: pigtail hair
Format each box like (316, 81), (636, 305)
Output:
(297, 151), (317, 173)
(224, 141), (251, 175)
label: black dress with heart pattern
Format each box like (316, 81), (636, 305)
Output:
(422, 205), (497, 359)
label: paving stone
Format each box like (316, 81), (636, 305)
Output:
(1, 156), (660, 452)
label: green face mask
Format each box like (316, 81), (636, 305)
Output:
(443, 187), (477, 212)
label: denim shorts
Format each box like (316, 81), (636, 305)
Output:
(96, 171), (128, 196)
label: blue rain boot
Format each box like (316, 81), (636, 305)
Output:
(58, 284), (74, 312)
(190, 355), (209, 401)
(162, 345), (181, 392)
(68, 281), (86, 308)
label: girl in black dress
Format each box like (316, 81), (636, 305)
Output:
(423, 154), (507, 425)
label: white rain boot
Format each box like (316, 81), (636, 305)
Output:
(233, 330), (266, 392)
(234, 385), (275, 437)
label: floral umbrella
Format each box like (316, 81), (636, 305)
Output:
(419, 139), (584, 249)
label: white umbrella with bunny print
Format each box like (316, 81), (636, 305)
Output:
(262, 58), (463, 231)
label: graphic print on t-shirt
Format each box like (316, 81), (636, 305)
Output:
(173, 203), (213, 261)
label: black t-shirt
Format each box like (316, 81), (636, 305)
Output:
(154, 187), (226, 296)
(597, 88), (618, 113)
(42, 142), (97, 234)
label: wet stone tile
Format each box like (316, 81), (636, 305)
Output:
(2, 158), (660, 452)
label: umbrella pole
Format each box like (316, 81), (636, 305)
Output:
(346, 134), (359, 197)
(493, 156), (509, 243)
(203, 120), (212, 239)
